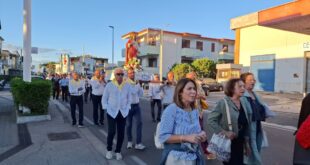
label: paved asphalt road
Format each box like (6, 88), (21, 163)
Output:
(59, 91), (298, 165)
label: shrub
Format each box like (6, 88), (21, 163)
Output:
(10, 78), (52, 115)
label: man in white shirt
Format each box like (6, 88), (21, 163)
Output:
(149, 74), (163, 122)
(90, 70), (106, 125)
(59, 74), (69, 102)
(160, 71), (176, 110)
(68, 72), (85, 127)
(102, 68), (131, 160)
(126, 68), (146, 150)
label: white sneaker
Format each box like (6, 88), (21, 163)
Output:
(127, 142), (133, 149)
(115, 153), (123, 160)
(135, 143), (146, 150)
(105, 151), (114, 160)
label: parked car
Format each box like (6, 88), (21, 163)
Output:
(201, 78), (223, 92)
(31, 75), (45, 80)
(201, 84), (210, 96)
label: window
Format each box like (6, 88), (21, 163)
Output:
(223, 45), (228, 52)
(148, 58), (157, 67)
(218, 70), (229, 79)
(147, 34), (157, 46)
(211, 43), (215, 52)
(231, 70), (240, 78)
(182, 39), (190, 48)
(196, 41), (203, 51)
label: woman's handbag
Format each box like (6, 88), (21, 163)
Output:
(207, 99), (232, 162)
(154, 122), (164, 149)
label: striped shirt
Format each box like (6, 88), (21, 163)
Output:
(159, 103), (201, 160)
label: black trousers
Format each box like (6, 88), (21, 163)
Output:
(61, 86), (69, 102)
(107, 112), (126, 153)
(92, 95), (104, 124)
(70, 95), (84, 125)
(223, 138), (245, 165)
(151, 99), (162, 121)
(52, 87), (60, 99)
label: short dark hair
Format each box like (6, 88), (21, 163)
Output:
(240, 72), (254, 83)
(173, 78), (197, 109)
(224, 78), (242, 97)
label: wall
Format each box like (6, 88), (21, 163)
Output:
(239, 25), (310, 93)
(162, 34), (182, 76)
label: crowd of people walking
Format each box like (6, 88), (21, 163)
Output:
(49, 67), (309, 165)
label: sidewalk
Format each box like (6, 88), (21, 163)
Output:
(0, 91), (126, 165)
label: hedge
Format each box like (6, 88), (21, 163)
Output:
(10, 77), (52, 115)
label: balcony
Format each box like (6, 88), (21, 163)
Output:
(122, 45), (160, 58)
(141, 67), (158, 74)
(138, 45), (160, 56)
(217, 52), (234, 60)
(181, 48), (203, 57)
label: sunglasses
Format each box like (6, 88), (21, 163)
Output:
(116, 73), (124, 76)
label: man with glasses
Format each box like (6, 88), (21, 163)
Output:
(102, 68), (131, 160)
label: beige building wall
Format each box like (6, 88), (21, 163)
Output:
(239, 25), (310, 93)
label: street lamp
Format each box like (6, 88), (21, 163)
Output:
(108, 26), (114, 64)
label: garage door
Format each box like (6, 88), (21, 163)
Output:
(250, 54), (275, 92)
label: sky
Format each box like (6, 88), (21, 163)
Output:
(0, 0), (292, 68)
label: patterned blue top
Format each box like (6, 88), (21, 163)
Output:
(159, 103), (201, 160)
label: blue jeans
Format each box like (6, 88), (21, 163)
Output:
(126, 104), (142, 144)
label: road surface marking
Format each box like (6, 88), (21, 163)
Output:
(129, 156), (148, 165)
(262, 122), (296, 133)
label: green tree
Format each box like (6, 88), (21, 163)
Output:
(191, 58), (217, 79)
(171, 63), (194, 81)
(40, 62), (57, 74)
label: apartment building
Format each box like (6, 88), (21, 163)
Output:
(122, 28), (235, 76)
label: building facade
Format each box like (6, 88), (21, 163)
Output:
(122, 28), (235, 76)
(0, 50), (21, 75)
(69, 55), (108, 75)
(231, 0), (310, 94)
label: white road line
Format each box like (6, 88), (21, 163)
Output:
(129, 156), (148, 165)
(262, 122), (297, 133)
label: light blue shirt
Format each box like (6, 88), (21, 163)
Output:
(149, 82), (162, 100)
(59, 78), (69, 87)
(101, 81), (131, 119)
(129, 83), (143, 104)
(159, 103), (201, 160)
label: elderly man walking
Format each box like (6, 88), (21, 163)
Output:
(68, 72), (85, 127)
(102, 68), (131, 160)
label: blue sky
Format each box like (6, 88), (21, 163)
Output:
(0, 0), (292, 65)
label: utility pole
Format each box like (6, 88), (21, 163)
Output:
(159, 29), (163, 81)
(108, 26), (114, 64)
(23, 0), (32, 82)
